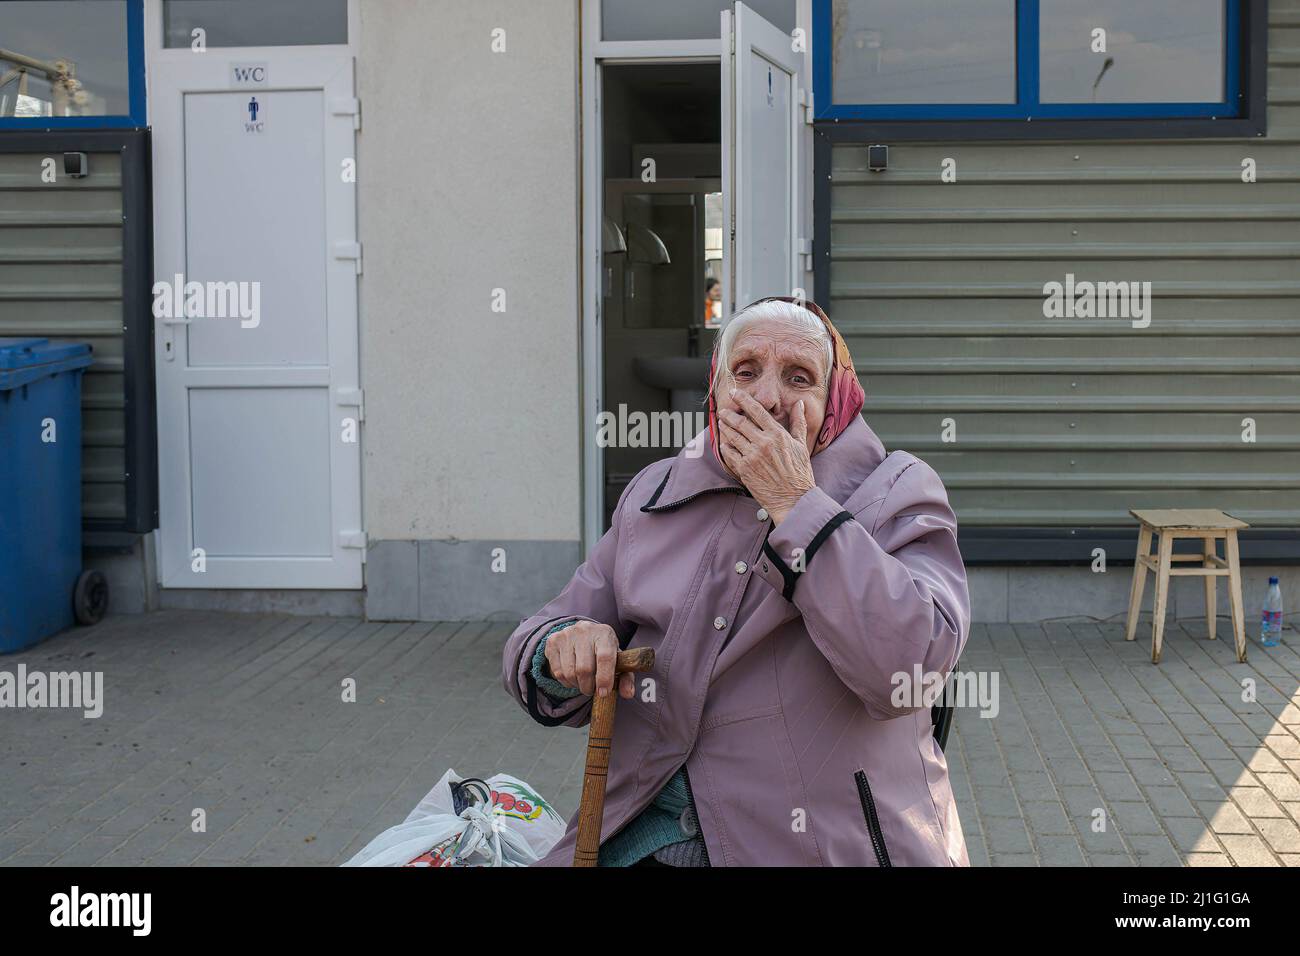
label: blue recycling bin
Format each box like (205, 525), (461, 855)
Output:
(0, 337), (101, 653)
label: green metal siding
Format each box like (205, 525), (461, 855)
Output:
(0, 151), (127, 525)
(828, 4), (1300, 527)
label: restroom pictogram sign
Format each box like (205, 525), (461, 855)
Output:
(244, 96), (265, 133)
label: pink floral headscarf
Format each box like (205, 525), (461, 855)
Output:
(707, 296), (866, 466)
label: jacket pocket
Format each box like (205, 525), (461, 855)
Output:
(853, 769), (893, 868)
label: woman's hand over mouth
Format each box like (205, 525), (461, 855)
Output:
(717, 389), (816, 525)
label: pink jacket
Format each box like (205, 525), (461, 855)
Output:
(502, 416), (971, 866)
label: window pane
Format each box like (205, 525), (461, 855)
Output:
(164, 0), (348, 48)
(1039, 0), (1225, 103)
(601, 0), (795, 41)
(831, 0), (1016, 104)
(0, 1), (130, 118)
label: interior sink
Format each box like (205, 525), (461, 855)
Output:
(633, 356), (711, 392)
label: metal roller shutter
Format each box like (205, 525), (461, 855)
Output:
(0, 134), (154, 538)
(826, 4), (1300, 530)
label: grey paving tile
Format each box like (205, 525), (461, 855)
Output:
(1256, 773), (1300, 802)
(1177, 771), (1228, 802)
(1158, 745), (1208, 773)
(1127, 834), (1183, 866)
(1108, 801), (1165, 836)
(1235, 747), (1287, 773)
(1229, 786), (1287, 819)
(1078, 746), (1127, 773)
(1217, 834), (1281, 866)
(1205, 758), (1255, 788)
(1198, 801), (1256, 835)
(971, 786), (1023, 819)
(1044, 756), (1094, 786)
(1078, 819), (1130, 856)
(1022, 800), (1073, 836)
(1254, 817), (1300, 855)
(1125, 758), (1177, 787)
(1266, 735), (1300, 761)
(1142, 785), (1198, 818)
(1035, 834), (1086, 866)
(1009, 770), (1055, 801)
(1145, 722), (1189, 746)
(1186, 735), (1240, 763)
(1094, 772), (1144, 803)
(1165, 817), (1221, 854)
(1059, 785), (1107, 818)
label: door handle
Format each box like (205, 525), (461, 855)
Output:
(159, 317), (192, 362)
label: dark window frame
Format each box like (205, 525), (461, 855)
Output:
(0, 0), (147, 130)
(0, 128), (158, 546)
(814, 0), (1267, 139)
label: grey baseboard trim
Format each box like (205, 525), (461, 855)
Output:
(969, 564), (1298, 625)
(158, 588), (364, 617)
(366, 538), (583, 622)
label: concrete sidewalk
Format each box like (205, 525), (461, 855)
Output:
(0, 610), (1297, 866)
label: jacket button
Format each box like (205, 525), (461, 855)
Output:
(734, 561), (747, 574)
(713, 616), (727, 630)
(762, 562), (770, 572)
(755, 508), (769, 521)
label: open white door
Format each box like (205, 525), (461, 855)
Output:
(151, 54), (363, 589)
(721, 2), (805, 316)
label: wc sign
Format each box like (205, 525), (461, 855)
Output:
(244, 96), (264, 134)
(230, 62), (268, 87)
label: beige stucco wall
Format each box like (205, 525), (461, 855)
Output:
(357, 0), (581, 541)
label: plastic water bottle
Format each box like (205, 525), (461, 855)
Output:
(1260, 577), (1283, 647)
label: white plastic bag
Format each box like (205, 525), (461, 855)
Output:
(343, 769), (566, 867)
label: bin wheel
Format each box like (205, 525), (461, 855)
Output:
(73, 570), (109, 625)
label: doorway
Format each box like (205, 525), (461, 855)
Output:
(582, 2), (809, 547)
(600, 64), (722, 526)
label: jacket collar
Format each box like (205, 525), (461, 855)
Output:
(640, 415), (887, 513)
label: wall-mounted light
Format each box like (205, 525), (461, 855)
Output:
(626, 221), (671, 265)
(602, 215), (627, 254)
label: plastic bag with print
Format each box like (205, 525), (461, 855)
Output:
(342, 768), (566, 867)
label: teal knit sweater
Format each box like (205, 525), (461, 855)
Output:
(530, 621), (709, 867)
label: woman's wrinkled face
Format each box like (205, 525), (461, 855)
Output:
(716, 319), (828, 455)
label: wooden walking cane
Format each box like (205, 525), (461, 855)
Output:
(572, 646), (655, 866)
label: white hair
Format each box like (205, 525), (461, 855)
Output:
(710, 299), (833, 394)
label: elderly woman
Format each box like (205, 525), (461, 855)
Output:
(502, 296), (970, 867)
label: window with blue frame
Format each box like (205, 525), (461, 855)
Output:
(0, 0), (146, 128)
(814, 0), (1242, 121)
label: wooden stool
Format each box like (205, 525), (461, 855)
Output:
(1124, 509), (1249, 664)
